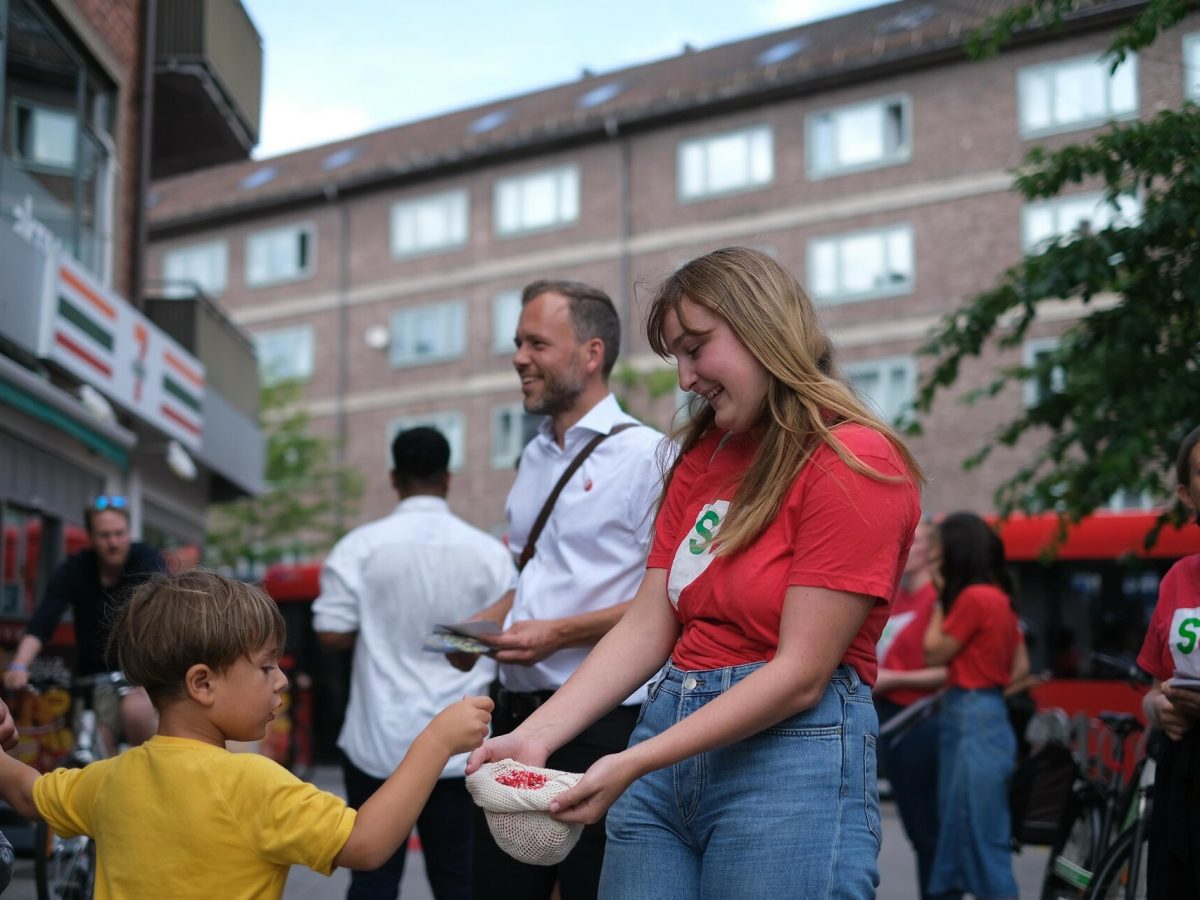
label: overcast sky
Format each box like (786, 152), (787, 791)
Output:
(240, 0), (891, 159)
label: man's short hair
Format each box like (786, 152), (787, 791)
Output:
(522, 279), (621, 377)
(391, 426), (451, 482)
(108, 569), (286, 706)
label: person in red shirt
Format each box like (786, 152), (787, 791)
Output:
(466, 247), (923, 899)
(876, 519), (948, 900)
(1137, 424), (1200, 898)
(923, 512), (1024, 900)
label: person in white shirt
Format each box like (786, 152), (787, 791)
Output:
(314, 427), (514, 900)
(458, 279), (668, 900)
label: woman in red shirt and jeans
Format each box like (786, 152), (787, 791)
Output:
(467, 247), (923, 898)
(923, 512), (1023, 900)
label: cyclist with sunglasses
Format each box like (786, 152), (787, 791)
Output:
(4, 495), (166, 747)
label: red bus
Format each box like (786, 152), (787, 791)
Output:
(996, 510), (1200, 722)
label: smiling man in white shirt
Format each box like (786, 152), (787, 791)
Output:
(462, 279), (668, 900)
(314, 427), (514, 900)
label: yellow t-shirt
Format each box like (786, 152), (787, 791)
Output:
(32, 734), (356, 900)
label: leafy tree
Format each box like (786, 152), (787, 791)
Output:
(205, 380), (363, 570)
(914, 0), (1200, 538)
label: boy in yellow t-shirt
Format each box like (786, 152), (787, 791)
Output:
(0, 569), (493, 900)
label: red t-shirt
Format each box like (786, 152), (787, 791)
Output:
(1137, 554), (1200, 683)
(877, 582), (939, 706)
(646, 424), (920, 686)
(941, 583), (1019, 689)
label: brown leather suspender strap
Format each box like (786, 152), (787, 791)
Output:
(516, 422), (637, 572)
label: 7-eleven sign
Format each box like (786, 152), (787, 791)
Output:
(40, 254), (206, 450)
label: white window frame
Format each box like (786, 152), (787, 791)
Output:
(162, 240), (229, 297)
(245, 222), (315, 288)
(255, 324), (315, 386)
(807, 224), (915, 304)
(389, 188), (469, 258)
(676, 124), (774, 201)
(492, 289), (523, 353)
(386, 412), (466, 472)
(1023, 337), (1065, 407)
(388, 300), (466, 369)
(1021, 192), (1141, 253)
(1185, 34), (1200, 102)
(806, 94), (911, 179)
(1017, 53), (1139, 138)
(843, 356), (916, 425)
(493, 164), (580, 237)
(490, 402), (534, 470)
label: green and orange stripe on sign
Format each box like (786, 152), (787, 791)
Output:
(160, 350), (204, 437)
(55, 266), (117, 378)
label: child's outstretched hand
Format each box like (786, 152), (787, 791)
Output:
(428, 696), (494, 756)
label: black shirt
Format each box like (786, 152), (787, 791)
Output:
(25, 543), (166, 675)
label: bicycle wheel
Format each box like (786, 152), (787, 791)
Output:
(34, 819), (96, 900)
(1042, 796), (1104, 899)
(1086, 825), (1149, 900)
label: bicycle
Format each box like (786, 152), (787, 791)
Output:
(1040, 655), (1153, 900)
(1084, 744), (1154, 900)
(30, 670), (130, 900)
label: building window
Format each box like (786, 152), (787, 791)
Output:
(2, 0), (116, 282)
(807, 96), (910, 177)
(1023, 338), (1065, 407)
(491, 403), (539, 469)
(492, 289), (523, 353)
(1018, 54), (1138, 136)
(387, 412), (465, 471)
(255, 325), (314, 385)
(808, 225), (914, 303)
(246, 223), (314, 287)
(1184, 34), (1200, 101)
(677, 124), (773, 200)
(1022, 192), (1141, 252)
(389, 301), (466, 368)
(494, 164), (579, 236)
(162, 241), (228, 297)
(844, 356), (916, 425)
(390, 188), (469, 258)
(12, 102), (76, 170)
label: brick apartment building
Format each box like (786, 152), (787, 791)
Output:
(0, 0), (264, 628)
(145, 0), (1200, 538)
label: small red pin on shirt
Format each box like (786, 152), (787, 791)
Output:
(584, 478), (594, 492)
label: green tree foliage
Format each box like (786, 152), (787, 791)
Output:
(205, 380), (363, 569)
(915, 0), (1200, 537)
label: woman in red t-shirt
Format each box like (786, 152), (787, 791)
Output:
(467, 247), (923, 898)
(1137, 425), (1200, 898)
(923, 512), (1021, 900)
(875, 519), (948, 900)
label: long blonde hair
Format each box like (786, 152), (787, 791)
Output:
(647, 246), (925, 554)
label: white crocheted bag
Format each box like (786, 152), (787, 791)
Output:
(465, 759), (584, 866)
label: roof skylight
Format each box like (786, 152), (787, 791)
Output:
(577, 82), (623, 109)
(876, 5), (935, 35)
(321, 147), (361, 171)
(238, 166), (278, 190)
(757, 38), (807, 66)
(469, 109), (511, 134)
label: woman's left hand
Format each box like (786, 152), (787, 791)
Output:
(548, 752), (641, 825)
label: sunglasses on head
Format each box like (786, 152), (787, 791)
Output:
(89, 495), (128, 512)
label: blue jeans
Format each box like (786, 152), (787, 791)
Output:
(878, 699), (959, 900)
(599, 661), (881, 900)
(928, 688), (1018, 900)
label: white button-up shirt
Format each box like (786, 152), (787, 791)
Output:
(502, 393), (670, 701)
(313, 496), (515, 780)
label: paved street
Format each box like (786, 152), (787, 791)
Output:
(3, 765), (1050, 898)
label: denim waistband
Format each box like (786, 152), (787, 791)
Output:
(658, 659), (861, 696)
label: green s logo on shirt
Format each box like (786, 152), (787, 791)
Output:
(689, 509), (722, 555)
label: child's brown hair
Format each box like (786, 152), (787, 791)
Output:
(107, 569), (286, 705)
